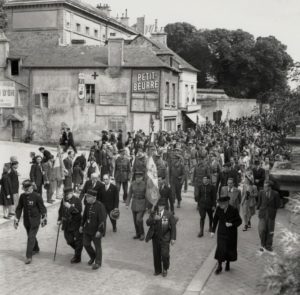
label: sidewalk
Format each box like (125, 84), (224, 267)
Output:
(198, 208), (291, 295)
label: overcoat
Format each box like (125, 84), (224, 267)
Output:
(212, 205), (242, 262)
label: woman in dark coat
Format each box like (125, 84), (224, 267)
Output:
(211, 195), (242, 274)
(0, 165), (14, 219)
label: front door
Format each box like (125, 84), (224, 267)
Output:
(12, 121), (23, 141)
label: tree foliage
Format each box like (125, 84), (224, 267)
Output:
(165, 23), (293, 100)
(0, 0), (7, 30)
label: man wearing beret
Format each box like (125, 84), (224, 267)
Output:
(146, 197), (176, 277)
(114, 148), (131, 203)
(14, 180), (47, 264)
(79, 190), (106, 270)
(57, 187), (83, 263)
(126, 172), (147, 240)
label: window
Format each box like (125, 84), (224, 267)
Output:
(185, 84), (189, 104)
(86, 26), (90, 35)
(164, 118), (176, 132)
(94, 29), (98, 38)
(17, 90), (26, 107)
(191, 85), (195, 103)
(109, 118), (125, 131)
(172, 83), (176, 106)
(76, 23), (81, 32)
(86, 84), (95, 104)
(41, 93), (48, 108)
(110, 32), (116, 37)
(170, 57), (173, 67)
(11, 60), (19, 76)
(34, 93), (48, 108)
(166, 82), (170, 105)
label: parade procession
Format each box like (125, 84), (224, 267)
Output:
(0, 0), (300, 295)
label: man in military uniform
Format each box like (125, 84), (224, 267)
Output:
(57, 187), (83, 263)
(14, 180), (47, 264)
(114, 148), (131, 202)
(146, 197), (176, 277)
(169, 148), (185, 208)
(126, 172), (147, 241)
(79, 190), (106, 270)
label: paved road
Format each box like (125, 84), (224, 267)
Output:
(0, 141), (215, 295)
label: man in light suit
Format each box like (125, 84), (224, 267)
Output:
(257, 181), (280, 252)
(220, 178), (241, 212)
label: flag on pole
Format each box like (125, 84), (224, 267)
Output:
(146, 155), (160, 206)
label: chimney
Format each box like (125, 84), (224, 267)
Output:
(136, 16), (145, 35)
(0, 31), (9, 69)
(151, 29), (167, 45)
(96, 3), (111, 17)
(108, 38), (124, 67)
(120, 9), (129, 27)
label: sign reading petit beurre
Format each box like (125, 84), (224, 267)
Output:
(132, 70), (160, 93)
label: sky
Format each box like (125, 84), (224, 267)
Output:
(90, 0), (300, 62)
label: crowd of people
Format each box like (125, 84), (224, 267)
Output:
(0, 113), (289, 275)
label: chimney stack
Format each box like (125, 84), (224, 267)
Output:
(0, 31), (9, 69)
(150, 22), (167, 45)
(136, 16), (145, 35)
(120, 9), (129, 27)
(96, 3), (111, 17)
(108, 38), (124, 67)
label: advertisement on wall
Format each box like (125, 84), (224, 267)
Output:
(132, 70), (160, 93)
(78, 73), (85, 100)
(131, 70), (160, 113)
(0, 81), (15, 108)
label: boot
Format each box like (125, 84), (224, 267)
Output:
(198, 220), (204, 237)
(225, 261), (230, 271)
(215, 263), (222, 275)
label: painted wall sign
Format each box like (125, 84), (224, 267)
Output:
(132, 70), (160, 93)
(78, 73), (85, 100)
(0, 81), (15, 108)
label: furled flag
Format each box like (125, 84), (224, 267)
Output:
(145, 153), (160, 206)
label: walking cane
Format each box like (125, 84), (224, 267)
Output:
(53, 223), (61, 261)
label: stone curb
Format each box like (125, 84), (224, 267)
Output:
(183, 243), (217, 295)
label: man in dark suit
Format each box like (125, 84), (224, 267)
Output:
(252, 160), (265, 191)
(80, 173), (104, 204)
(257, 181), (280, 252)
(79, 190), (106, 270)
(14, 180), (47, 264)
(29, 155), (44, 197)
(39, 147), (52, 163)
(9, 159), (19, 214)
(98, 174), (119, 232)
(73, 152), (87, 171)
(146, 197), (176, 277)
(65, 128), (77, 154)
(57, 187), (83, 263)
(63, 151), (74, 189)
(158, 176), (174, 214)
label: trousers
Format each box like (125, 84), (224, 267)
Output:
(25, 225), (40, 258)
(258, 217), (275, 249)
(132, 210), (145, 237)
(116, 181), (128, 201)
(64, 229), (83, 258)
(171, 180), (183, 203)
(83, 233), (102, 265)
(152, 238), (170, 273)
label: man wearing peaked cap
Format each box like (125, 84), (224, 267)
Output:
(57, 187), (83, 264)
(14, 180), (47, 264)
(80, 189), (106, 270)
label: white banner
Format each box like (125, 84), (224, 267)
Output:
(0, 81), (15, 108)
(78, 73), (85, 100)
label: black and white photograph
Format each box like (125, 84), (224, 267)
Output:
(0, 0), (299, 294)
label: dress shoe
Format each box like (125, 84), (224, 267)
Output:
(139, 234), (145, 241)
(133, 235), (140, 240)
(177, 202), (181, 208)
(225, 262), (230, 271)
(71, 257), (81, 264)
(9, 212), (15, 216)
(88, 258), (95, 265)
(242, 226), (248, 231)
(25, 258), (32, 264)
(113, 227), (117, 233)
(259, 247), (265, 252)
(153, 272), (162, 276)
(162, 270), (167, 277)
(198, 232), (203, 238)
(32, 250), (40, 255)
(215, 266), (222, 275)
(3, 216), (11, 219)
(92, 264), (100, 270)
(265, 247), (273, 252)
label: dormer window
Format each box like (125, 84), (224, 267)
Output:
(11, 59), (19, 76)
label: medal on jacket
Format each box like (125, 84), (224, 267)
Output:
(87, 219), (90, 224)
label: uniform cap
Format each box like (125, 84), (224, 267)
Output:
(86, 190), (97, 198)
(64, 187), (73, 195)
(22, 179), (33, 189)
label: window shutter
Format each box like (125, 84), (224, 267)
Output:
(34, 94), (40, 107)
